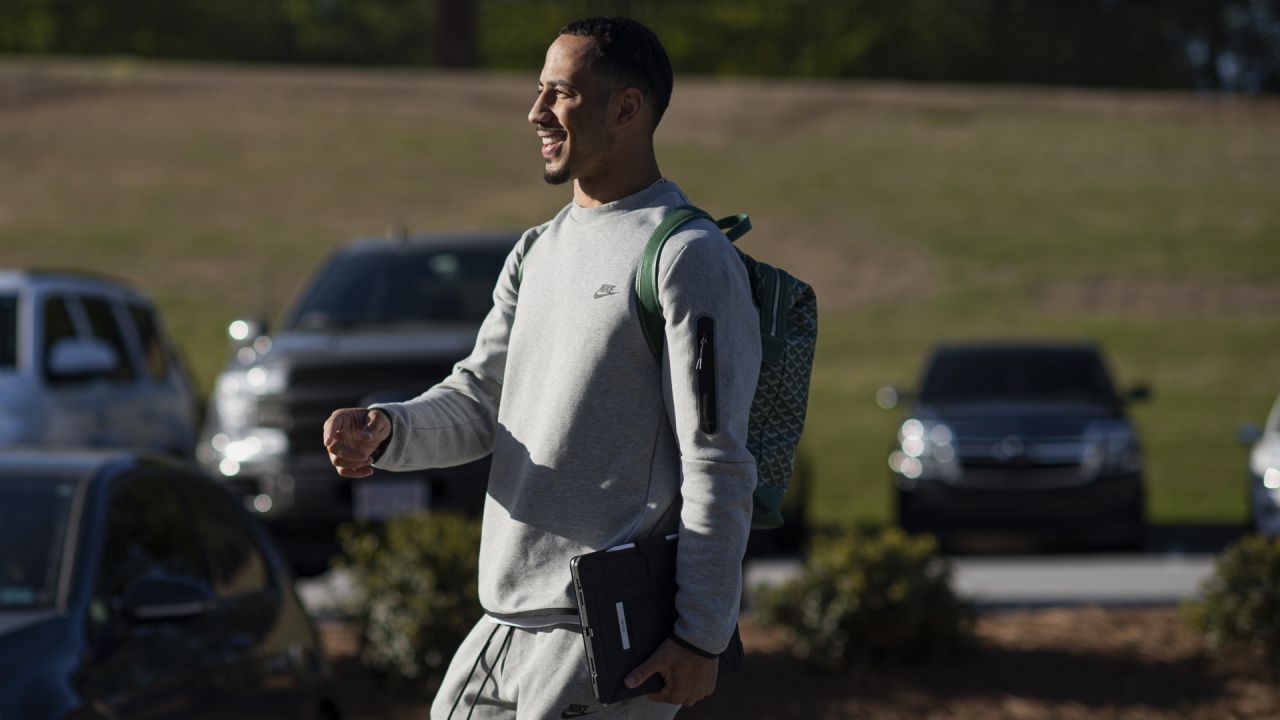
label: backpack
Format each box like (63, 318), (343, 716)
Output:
(635, 206), (817, 529)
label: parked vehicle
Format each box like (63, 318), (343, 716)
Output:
(0, 270), (197, 456)
(197, 232), (515, 567)
(1241, 392), (1280, 535)
(0, 450), (339, 719)
(882, 342), (1150, 550)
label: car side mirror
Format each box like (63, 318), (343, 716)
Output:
(122, 574), (214, 622)
(47, 337), (120, 380)
(1126, 384), (1152, 402)
(876, 386), (912, 410)
(1239, 423), (1262, 445)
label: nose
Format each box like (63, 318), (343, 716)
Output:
(528, 87), (552, 126)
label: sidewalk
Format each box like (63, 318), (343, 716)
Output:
(743, 553), (1217, 608)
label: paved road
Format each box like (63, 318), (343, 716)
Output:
(744, 552), (1218, 608)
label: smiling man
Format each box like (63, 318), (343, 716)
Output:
(324, 16), (760, 719)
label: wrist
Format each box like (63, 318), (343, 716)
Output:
(369, 408), (393, 461)
(671, 633), (717, 659)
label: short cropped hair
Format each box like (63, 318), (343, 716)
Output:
(559, 16), (674, 128)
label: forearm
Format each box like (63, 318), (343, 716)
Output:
(370, 369), (499, 470)
(672, 459), (756, 654)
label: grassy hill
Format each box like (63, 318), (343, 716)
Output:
(3, 58), (1277, 526)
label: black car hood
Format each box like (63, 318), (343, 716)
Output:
(914, 400), (1125, 438)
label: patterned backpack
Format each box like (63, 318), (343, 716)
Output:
(636, 206), (818, 529)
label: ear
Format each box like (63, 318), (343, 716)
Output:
(613, 87), (646, 128)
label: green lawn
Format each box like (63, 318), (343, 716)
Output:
(2, 60), (1277, 526)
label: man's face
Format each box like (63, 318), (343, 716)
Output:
(528, 34), (617, 186)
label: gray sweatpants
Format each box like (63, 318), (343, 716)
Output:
(431, 616), (682, 720)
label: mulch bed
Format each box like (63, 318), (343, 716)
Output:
(320, 606), (1280, 720)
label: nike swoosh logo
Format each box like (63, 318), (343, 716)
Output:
(561, 711), (597, 718)
(593, 289), (619, 299)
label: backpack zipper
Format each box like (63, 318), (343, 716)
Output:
(695, 316), (718, 434)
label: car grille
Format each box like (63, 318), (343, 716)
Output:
(953, 435), (1091, 489)
(257, 359), (459, 457)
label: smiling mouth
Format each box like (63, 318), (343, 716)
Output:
(537, 126), (566, 160)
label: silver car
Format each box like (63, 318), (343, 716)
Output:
(0, 270), (197, 455)
(1243, 392), (1280, 535)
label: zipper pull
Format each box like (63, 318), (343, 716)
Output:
(696, 334), (708, 370)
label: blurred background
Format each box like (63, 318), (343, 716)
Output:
(4, 1), (1280, 718)
(4, 0), (1277, 531)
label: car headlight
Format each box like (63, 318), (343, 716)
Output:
(211, 365), (286, 432)
(1083, 421), (1142, 475)
(208, 428), (288, 476)
(889, 418), (960, 483)
(204, 365), (288, 476)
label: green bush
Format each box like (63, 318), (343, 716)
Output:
(756, 527), (972, 672)
(334, 512), (483, 690)
(1185, 534), (1280, 660)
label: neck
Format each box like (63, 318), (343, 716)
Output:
(573, 148), (662, 208)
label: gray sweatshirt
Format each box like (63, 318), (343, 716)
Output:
(371, 180), (760, 655)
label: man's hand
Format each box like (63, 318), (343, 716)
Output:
(624, 638), (717, 707)
(323, 408), (392, 478)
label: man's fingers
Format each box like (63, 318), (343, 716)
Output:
(328, 450), (373, 468)
(647, 683), (680, 705)
(624, 660), (658, 690)
(364, 409), (391, 439)
(323, 408), (386, 479)
(332, 463), (374, 479)
(323, 408), (370, 444)
(327, 432), (379, 458)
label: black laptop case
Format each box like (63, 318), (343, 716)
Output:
(570, 534), (743, 705)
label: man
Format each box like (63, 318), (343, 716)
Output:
(324, 16), (760, 719)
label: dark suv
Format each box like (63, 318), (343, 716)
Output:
(197, 232), (515, 565)
(885, 342), (1149, 549)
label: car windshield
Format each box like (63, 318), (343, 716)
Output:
(0, 295), (16, 369)
(920, 348), (1117, 404)
(288, 245), (510, 331)
(0, 476), (78, 610)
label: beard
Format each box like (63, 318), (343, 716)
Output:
(543, 162), (571, 185)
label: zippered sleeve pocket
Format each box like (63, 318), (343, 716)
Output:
(695, 316), (718, 434)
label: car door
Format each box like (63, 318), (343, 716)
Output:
(79, 471), (225, 720)
(178, 473), (319, 718)
(78, 294), (151, 449)
(119, 301), (197, 456)
(38, 293), (112, 446)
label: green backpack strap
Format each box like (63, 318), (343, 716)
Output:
(635, 206), (751, 362)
